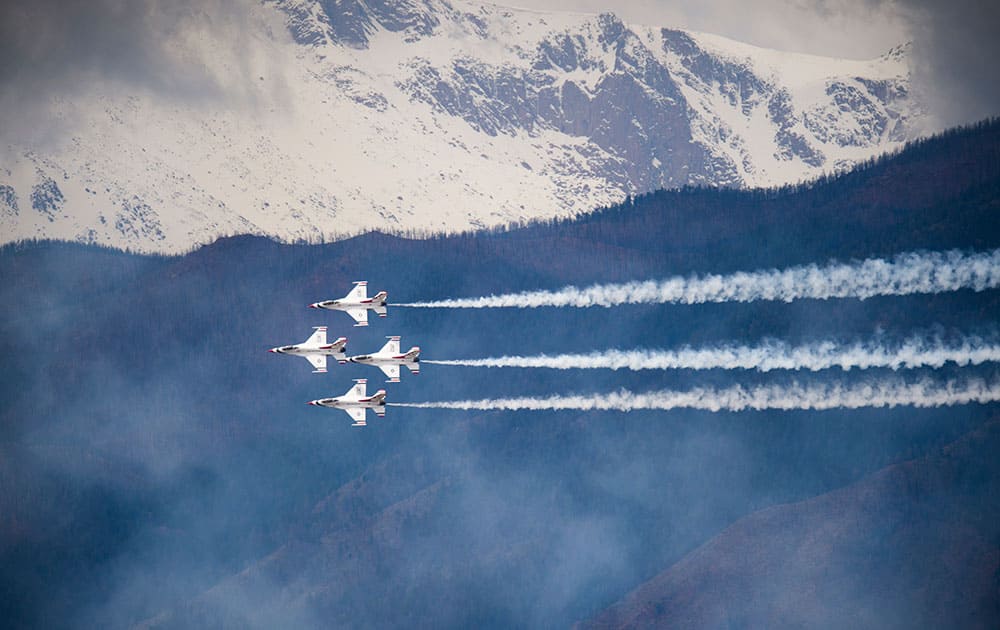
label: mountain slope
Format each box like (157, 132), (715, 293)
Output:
(1, 0), (926, 253)
(581, 418), (1000, 630)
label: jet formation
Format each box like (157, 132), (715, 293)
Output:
(271, 282), (418, 427)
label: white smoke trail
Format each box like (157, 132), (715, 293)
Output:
(389, 376), (1000, 412)
(396, 249), (1000, 308)
(425, 335), (1000, 372)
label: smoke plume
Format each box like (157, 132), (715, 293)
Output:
(390, 376), (1000, 412)
(398, 249), (1000, 309)
(426, 334), (1000, 372)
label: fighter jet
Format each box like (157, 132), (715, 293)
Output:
(309, 281), (387, 327)
(348, 336), (420, 383)
(268, 327), (347, 373)
(307, 379), (386, 427)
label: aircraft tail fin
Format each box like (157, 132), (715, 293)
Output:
(404, 347), (420, 374)
(322, 336), (347, 351)
(369, 390), (387, 407)
(322, 336), (348, 362)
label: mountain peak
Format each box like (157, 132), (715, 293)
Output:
(1, 0), (929, 253)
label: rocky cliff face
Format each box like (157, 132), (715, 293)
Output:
(1, 0), (926, 253)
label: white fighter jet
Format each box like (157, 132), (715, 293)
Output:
(309, 281), (387, 327)
(268, 327), (347, 373)
(307, 379), (386, 427)
(348, 336), (420, 383)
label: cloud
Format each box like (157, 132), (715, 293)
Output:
(512, 0), (908, 58)
(0, 0), (290, 145)
(1, 2), (212, 105)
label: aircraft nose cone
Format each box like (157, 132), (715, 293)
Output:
(308, 303), (318, 309)
(268, 348), (277, 353)
(307, 400), (316, 406)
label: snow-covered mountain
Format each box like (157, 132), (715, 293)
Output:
(1, 0), (928, 253)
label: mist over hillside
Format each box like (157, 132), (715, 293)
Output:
(1, 120), (999, 628)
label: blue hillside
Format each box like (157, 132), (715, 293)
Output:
(1, 120), (999, 628)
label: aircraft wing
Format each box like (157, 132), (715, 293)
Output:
(378, 364), (400, 382)
(345, 282), (368, 302)
(304, 326), (327, 346)
(305, 354), (327, 373)
(345, 407), (367, 426)
(349, 381), (367, 398)
(379, 337), (400, 355)
(346, 308), (369, 327)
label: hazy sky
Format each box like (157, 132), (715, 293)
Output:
(513, 0), (909, 59)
